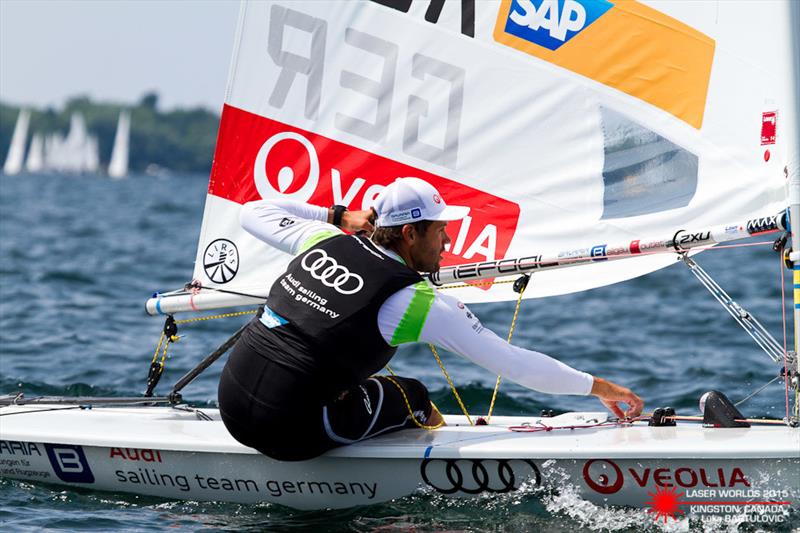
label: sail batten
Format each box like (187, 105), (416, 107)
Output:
(159, 0), (795, 312)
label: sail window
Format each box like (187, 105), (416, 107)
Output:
(600, 107), (698, 219)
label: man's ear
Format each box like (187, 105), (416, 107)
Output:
(401, 224), (415, 244)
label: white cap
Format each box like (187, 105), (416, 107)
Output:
(373, 177), (470, 227)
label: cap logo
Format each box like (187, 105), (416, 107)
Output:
(411, 208), (422, 219)
(433, 194), (441, 204)
(389, 210), (412, 222)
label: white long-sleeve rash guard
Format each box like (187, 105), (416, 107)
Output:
(240, 200), (594, 396)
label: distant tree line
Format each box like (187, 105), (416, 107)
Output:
(0, 92), (220, 174)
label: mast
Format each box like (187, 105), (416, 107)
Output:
(787, 0), (800, 422)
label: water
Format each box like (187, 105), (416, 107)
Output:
(0, 172), (797, 531)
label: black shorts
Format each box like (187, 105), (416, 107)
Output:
(218, 338), (434, 461)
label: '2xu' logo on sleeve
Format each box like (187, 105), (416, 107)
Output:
(45, 444), (95, 483)
(504, 0), (614, 50)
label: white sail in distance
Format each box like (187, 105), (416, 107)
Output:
(149, 0), (796, 314)
(84, 136), (100, 174)
(25, 134), (44, 173)
(108, 110), (130, 179)
(3, 109), (30, 175)
(64, 113), (88, 173)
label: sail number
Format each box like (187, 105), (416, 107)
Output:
(266, 5), (464, 170)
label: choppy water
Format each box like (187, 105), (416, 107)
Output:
(0, 172), (797, 531)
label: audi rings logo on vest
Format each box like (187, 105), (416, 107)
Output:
(208, 110), (521, 290)
(301, 249), (364, 295)
(420, 458), (541, 495)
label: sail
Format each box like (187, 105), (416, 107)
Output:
(25, 134), (44, 173)
(154, 0), (796, 313)
(84, 136), (100, 174)
(44, 133), (63, 172)
(108, 110), (130, 179)
(64, 113), (88, 174)
(3, 109), (30, 176)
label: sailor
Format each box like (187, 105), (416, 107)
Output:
(218, 177), (643, 461)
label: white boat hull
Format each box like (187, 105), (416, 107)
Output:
(1, 405), (798, 510)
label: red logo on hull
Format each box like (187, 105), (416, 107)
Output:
(583, 459), (751, 495)
(109, 447), (163, 463)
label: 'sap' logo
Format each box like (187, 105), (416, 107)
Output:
(503, 0), (614, 50)
(45, 444), (95, 483)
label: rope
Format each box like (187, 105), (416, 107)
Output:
(151, 333), (166, 365)
(0, 406), (95, 417)
(735, 374), (782, 407)
(147, 309), (259, 395)
(436, 279), (517, 290)
(174, 309), (258, 325)
(509, 419), (634, 433)
(383, 375), (444, 430)
(427, 344), (474, 425)
(486, 279), (528, 422)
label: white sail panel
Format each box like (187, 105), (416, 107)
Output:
(187, 0), (792, 307)
(108, 110), (130, 179)
(3, 109), (30, 176)
(25, 133), (44, 173)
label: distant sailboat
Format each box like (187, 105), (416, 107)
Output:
(44, 132), (64, 171)
(84, 136), (100, 174)
(108, 110), (130, 179)
(3, 109), (30, 175)
(62, 113), (89, 173)
(40, 112), (100, 174)
(25, 134), (44, 173)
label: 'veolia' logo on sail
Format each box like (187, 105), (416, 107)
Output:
(254, 132), (320, 201)
(209, 107), (520, 289)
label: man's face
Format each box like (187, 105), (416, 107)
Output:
(409, 221), (451, 273)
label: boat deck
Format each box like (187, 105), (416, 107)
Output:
(2, 404), (798, 460)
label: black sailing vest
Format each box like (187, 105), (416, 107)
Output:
(263, 234), (422, 391)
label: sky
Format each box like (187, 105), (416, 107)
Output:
(0, 0), (240, 112)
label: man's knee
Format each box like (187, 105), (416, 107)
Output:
(380, 376), (431, 415)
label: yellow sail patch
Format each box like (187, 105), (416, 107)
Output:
(493, 0), (715, 129)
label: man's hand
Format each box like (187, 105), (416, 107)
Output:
(590, 377), (643, 420)
(340, 208), (376, 235)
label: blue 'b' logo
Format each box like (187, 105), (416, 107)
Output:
(45, 444), (95, 483)
(591, 244), (608, 261)
(504, 0), (614, 51)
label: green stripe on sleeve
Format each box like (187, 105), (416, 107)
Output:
(297, 229), (341, 254)
(390, 281), (435, 346)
